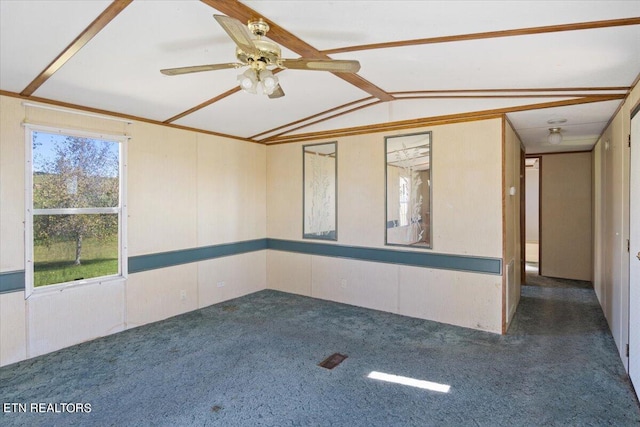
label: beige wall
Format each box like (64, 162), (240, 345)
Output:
(593, 82), (638, 371)
(1, 97), (27, 273)
(540, 152), (592, 281)
(503, 121), (522, 329)
(0, 95), (267, 366)
(525, 167), (540, 242)
(1, 96), (519, 364)
(1, 97), (31, 364)
(525, 166), (540, 264)
(128, 122), (198, 256)
(267, 118), (505, 333)
(0, 292), (26, 364)
(593, 140), (604, 306)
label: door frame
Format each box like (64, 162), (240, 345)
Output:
(628, 102), (640, 391)
(520, 148), (526, 283)
(525, 155), (543, 273)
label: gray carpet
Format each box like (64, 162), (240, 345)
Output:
(1, 274), (639, 426)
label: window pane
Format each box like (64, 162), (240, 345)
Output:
(33, 214), (119, 287)
(32, 131), (120, 209)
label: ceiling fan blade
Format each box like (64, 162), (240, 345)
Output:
(279, 58), (361, 73)
(214, 14), (260, 57)
(160, 63), (242, 76)
(268, 85), (285, 99)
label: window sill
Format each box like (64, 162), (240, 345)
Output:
(27, 275), (126, 299)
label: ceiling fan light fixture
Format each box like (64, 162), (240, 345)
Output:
(548, 127), (563, 145)
(238, 68), (258, 94)
(259, 69), (279, 95)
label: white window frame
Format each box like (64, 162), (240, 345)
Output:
(24, 124), (128, 297)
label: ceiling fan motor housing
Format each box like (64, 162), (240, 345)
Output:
(236, 39), (281, 69)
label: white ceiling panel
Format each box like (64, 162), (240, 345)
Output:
(517, 121), (607, 154)
(0, 0), (112, 92)
(349, 25), (640, 93)
(33, 0), (243, 121)
(287, 97), (587, 135)
(174, 69), (368, 138)
(243, 1), (640, 51)
(508, 99), (622, 152)
(507, 100), (622, 131)
(0, 1), (637, 153)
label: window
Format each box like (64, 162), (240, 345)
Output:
(26, 126), (126, 292)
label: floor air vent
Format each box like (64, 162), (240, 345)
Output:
(318, 353), (348, 369)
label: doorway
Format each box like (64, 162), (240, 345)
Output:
(525, 156), (541, 275)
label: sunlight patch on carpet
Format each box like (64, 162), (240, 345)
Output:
(368, 371), (451, 393)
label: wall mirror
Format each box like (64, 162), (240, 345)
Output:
(303, 142), (337, 240)
(385, 131), (432, 248)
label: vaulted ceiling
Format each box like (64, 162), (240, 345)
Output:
(1, 1), (638, 153)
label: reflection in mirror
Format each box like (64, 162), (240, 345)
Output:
(303, 142), (337, 240)
(385, 131), (431, 248)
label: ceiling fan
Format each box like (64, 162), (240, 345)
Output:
(160, 15), (361, 99)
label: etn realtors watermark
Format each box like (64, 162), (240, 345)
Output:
(3, 402), (92, 413)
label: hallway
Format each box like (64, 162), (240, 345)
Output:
(509, 272), (639, 422)
(1, 274), (639, 426)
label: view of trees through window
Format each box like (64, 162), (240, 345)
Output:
(31, 131), (121, 287)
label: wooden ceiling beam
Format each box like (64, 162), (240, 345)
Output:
(251, 97), (380, 140)
(253, 89), (627, 141)
(390, 87), (630, 94)
(323, 17), (640, 55)
(164, 68), (286, 124)
(20, 0), (133, 97)
(257, 100), (383, 142)
(164, 87), (241, 124)
(1, 89), (255, 143)
(263, 95), (625, 144)
(200, 0), (394, 101)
